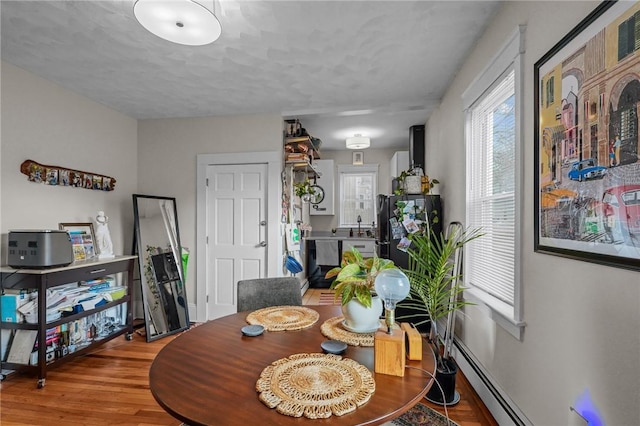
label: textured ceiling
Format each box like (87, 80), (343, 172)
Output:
(1, 1), (501, 150)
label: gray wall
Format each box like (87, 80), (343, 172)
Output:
(1, 62), (138, 257)
(310, 147), (397, 233)
(137, 115), (283, 308)
(425, 2), (639, 425)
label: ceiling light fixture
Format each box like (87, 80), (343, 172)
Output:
(133, 0), (222, 46)
(346, 134), (370, 149)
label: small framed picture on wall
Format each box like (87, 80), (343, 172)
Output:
(352, 151), (364, 165)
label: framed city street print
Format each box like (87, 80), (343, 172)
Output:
(534, 1), (640, 270)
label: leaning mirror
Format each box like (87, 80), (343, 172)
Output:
(133, 194), (189, 341)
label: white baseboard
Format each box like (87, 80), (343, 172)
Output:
(188, 303), (197, 323)
(451, 339), (532, 426)
(300, 278), (309, 295)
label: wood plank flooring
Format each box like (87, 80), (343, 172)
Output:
(0, 333), (176, 426)
(0, 290), (497, 425)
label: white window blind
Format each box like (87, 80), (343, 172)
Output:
(338, 165), (378, 228)
(466, 70), (516, 305)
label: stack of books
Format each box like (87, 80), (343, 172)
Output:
(14, 276), (126, 323)
(286, 152), (309, 162)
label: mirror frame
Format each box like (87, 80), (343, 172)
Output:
(132, 194), (190, 341)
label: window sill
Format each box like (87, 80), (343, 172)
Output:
(464, 287), (526, 341)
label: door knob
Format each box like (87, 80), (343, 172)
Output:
(259, 241), (267, 247)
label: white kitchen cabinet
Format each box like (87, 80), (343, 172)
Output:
(342, 239), (376, 258)
(390, 151), (409, 178)
(310, 159), (334, 215)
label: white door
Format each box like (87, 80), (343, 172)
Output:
(206, 163), (268, 319)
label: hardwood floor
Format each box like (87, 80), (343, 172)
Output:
(0, 290), (497, 425)
(0, 332), (176, 426)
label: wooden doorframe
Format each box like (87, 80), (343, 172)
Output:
(195, 151), (282, 323)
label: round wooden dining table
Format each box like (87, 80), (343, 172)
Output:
(149, 305), (436, 426)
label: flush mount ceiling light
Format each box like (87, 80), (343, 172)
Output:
(345, 134), (371, 149)
(133, 0), (222, 46)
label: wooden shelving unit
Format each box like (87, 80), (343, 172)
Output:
(284, 135), (322, 180)
(282, 126), (323, 294)
(284, 136), (321, 161)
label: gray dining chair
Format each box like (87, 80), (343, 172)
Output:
(236, 277), (303, 312)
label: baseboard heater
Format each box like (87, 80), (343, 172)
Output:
(451, 338), (532, 426)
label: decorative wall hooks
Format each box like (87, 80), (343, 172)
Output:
(20, 159), (116, 191)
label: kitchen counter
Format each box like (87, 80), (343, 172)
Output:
(305, 237), (378, 288)
(304, 236), (375, 241)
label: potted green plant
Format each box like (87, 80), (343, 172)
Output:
(424, 176), (440, 194)
(399, 223), (483, 405)
(394, 167), (439, 195)
(293, 180), (315, 202)
(325, 247), (398, 332)
(393, 168), (419, 195)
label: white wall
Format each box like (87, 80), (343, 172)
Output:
(425, 2), (640, 425)
(1, 62), (138, 257)
(136, 115), (283, 308)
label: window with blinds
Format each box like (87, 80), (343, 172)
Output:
(338, 164), (378, 228)
(466, 70), (516, 306)
(462, 26), (525, 339)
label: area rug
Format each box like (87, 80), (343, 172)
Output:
(318, 290), (339, 305)
(386, 402), (460, 426)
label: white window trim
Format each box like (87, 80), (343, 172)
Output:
(462, 25), (526, 340)
(337, 164), (379, 228)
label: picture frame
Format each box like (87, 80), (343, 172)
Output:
(352, 151), (364, 165)
(534, 1), (640, 271)
(59, 222), (96, 261)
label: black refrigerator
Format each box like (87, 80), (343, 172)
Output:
(376, 194), (443, 270)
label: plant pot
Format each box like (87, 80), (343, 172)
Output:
(341, 295), (383, 332)
(426, 357), (460, 406)
(404, 176), (423, 194)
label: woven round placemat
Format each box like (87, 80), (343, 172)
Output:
(246, 306), (319, 331)
(256, 352), (375, 419)
(320, 316), (379, 347)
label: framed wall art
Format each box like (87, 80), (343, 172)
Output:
(352, 151), (364, 165)
(534, 1), (640, 270)
(20, 159), (116, 191)
(59, 223), (96, 261)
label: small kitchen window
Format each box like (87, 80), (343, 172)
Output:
(337, 164), (378, 228)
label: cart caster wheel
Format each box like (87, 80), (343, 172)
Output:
(125, 333), (133, 341)
(37, 378), (45, 388)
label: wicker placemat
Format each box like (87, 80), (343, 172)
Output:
(320, 316), (380, 347)
(246, 306), (319, 331)
(256, 353), (375, 419)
